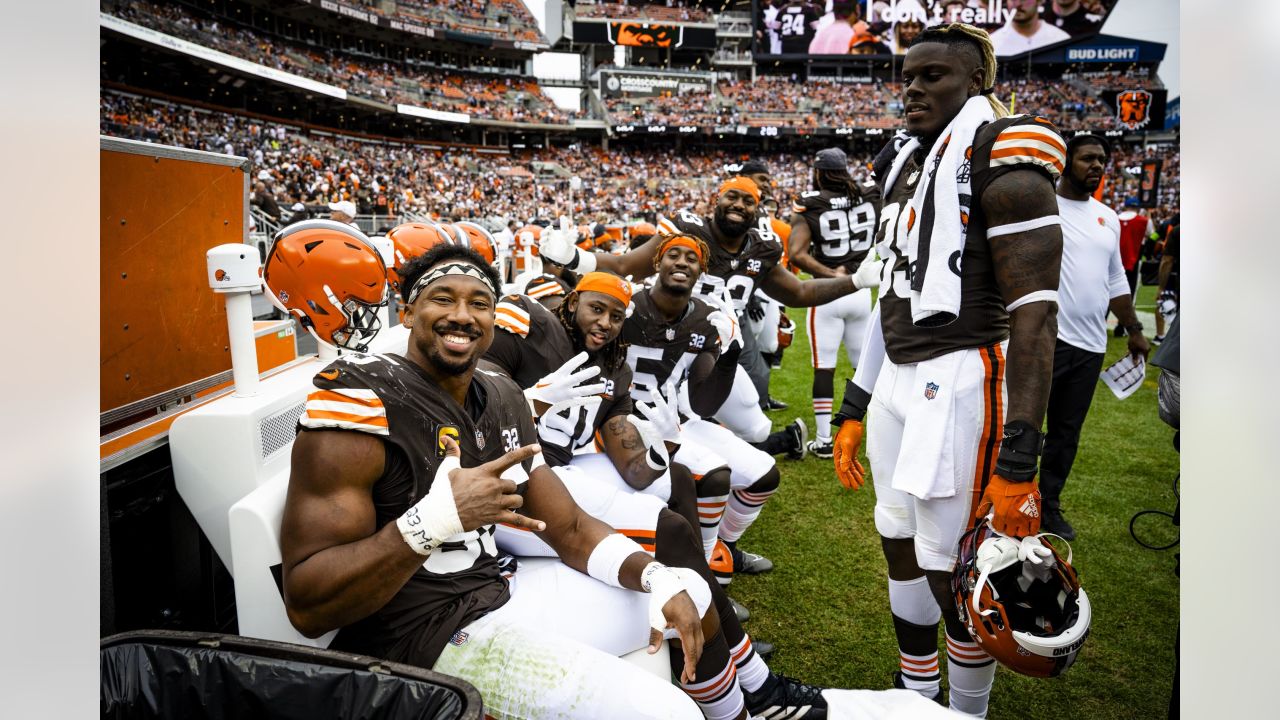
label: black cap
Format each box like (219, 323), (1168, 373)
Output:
(815, 148), (848, 171)
(731, 160), (770, 177)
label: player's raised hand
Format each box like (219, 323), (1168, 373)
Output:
(445, 435), (546, 533)
(833, 419), (867, 490)
(525, 351), (606, 414)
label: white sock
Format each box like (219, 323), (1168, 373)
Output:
(697, 494), (728, 561)
(683, 660), (745, 720)
(814, 397), (833, 442)
(946, 633), (996, 717)
(718, 487), (774, 543)
(889, 576), (942, 697)
(730, 635), (770, 693)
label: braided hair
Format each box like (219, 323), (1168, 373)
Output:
(816, 168), (869, 203)
(912, 23), (1010, 119)
(555, 290), (630, 373)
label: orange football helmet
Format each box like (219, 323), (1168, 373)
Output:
(952, 523), (1092, 678)
(451, 221), (497, 264)
(264, 220), (387, 352)
(385, 222), (455, 294)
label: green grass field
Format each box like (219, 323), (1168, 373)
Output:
(727, 292), (1179, 719)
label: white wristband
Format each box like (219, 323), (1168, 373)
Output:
(395, 455), (465, 555)
(586, 533), (646, 589)
(573, 248), (598, 274)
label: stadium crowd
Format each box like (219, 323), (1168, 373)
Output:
(106, 0), (572, 124)
(574, 1), (712, 23)
(102, 89), (1178, 233)
(107, 1), (1166, 133)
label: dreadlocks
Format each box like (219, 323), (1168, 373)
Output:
(912, 23), (1010, 119)
(555, 292), (630, 373)
(816, 168), (870, 203)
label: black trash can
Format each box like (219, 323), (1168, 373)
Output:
(101, 630), (483, 720)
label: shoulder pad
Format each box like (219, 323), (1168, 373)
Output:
(301, 357), (390, 436)
(495, 297), (532, 337)
(986, 116), (1066, 180)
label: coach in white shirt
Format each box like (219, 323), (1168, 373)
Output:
(1041, 134), (1150, 541)
(989, 0), (1070, 56)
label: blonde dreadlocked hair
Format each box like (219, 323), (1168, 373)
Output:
(913, 23), (1010, 119)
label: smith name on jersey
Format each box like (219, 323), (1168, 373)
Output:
(484, 293), (633, 465)
(792, 182), (882, 273)
(876, 115), (1067, 364)
(657, 211), (784, 314)
(297, 352), (541, 667)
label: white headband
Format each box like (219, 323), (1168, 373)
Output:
(405, 261), (498, 304)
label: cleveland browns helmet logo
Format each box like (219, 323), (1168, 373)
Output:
(1116, 90), (1153, 130)
(611, 23), (679, 48)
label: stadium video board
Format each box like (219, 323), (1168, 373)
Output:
(574, 21), (718, 49)
(755, 0), (1119, 58)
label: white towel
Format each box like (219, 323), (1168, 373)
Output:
(891, 351), (966, 500)
(881, 96), (996, 328)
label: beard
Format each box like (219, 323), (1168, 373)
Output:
(420, 321), (482, 376)
(714, 205), (754, 238)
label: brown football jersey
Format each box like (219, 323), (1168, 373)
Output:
(657, 211), (784, 315)
(484, 293), (633, 466)
(877, 116), (1065, 364)
(297, 352), (541, 667)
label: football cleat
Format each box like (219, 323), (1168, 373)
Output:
(744, 673), (828, 719)
(730, 596), (750, 623)
(731, 545), (774, 575)
(806, 438), (834, 459)
(784, 419), (808, 461)
(765, 397), (789, 411)
(753, 639), (775, 661)
(1041, 506), (1077, 541)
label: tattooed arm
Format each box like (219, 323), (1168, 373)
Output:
(600, 414), (665, 491)
(983, 169), (1063, 429)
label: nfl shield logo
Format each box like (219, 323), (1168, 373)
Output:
(665, 328), (676, 341)
(475, 429), (485, 450)
(924, 382), (939, 400)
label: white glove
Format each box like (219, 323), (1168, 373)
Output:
(634, 381), (682, 444)
(525, 351), (606, 412)
(395, 448), (464, 555)
(707, 309), (741, 352)
(626, 416), (670, 471)
(852, 252), (882, 291)
(538, 395), (601, 451)
(1018, 535), (1055, 566)
(537, 216), (597, 272)
(642, 563), (712, 636)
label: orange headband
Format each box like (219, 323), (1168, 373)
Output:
(657, 234), (705, 262)
(718, 176), (761, 203)
(575, 271), (633, 307)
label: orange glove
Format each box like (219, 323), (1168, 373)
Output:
(833, 419), (867, 490)
(976, 475), (1042, 537)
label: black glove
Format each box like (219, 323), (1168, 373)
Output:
(746, 296), (766, 323)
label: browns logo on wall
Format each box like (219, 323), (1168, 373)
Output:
(1100, 88), (1167, 132)
(608, 22), (682, 47)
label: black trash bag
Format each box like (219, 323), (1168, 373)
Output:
(101, 631), (482, 720)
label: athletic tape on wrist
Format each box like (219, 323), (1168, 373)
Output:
(645, 564), (711, 635)
(586, 533), (646, 589)
(396, 456), (464, 555)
